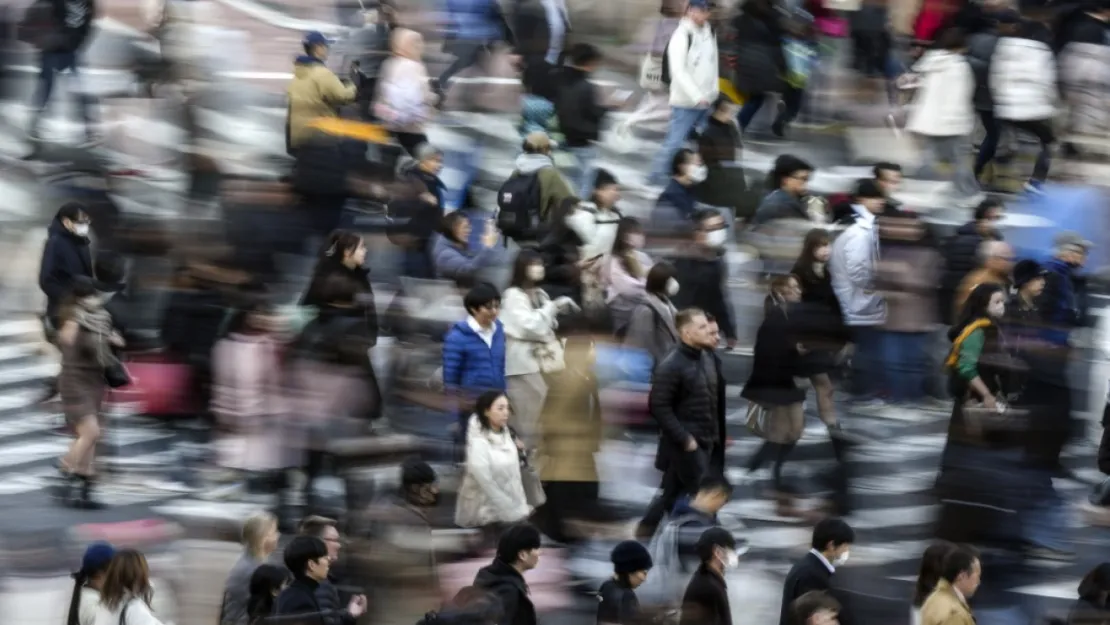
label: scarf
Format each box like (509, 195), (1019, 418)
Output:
(73, 306), (116, 365)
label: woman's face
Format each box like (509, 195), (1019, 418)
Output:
(628, 570), (649, 589)
(345, 239), (367, 266)
(987, 291), (1006, 318)
(486, 395), (510, 429)
(814, 243), (831, 263)
(452, 218), (472, 244)
(262, 522), (280, 556)
(595, 183), (621, 208)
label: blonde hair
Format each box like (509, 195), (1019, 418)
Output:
(242, 512), (277, 559)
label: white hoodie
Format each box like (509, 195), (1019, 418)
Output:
(906, 50), (975, 137)
(990, 36), (1058, 121)
(667, 18), (719, 108)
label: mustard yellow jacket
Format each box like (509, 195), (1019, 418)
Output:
(286, 57), (357, 149)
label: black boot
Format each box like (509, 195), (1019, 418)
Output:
(73, 476), (105, 510)
(51, 461), (78, 503)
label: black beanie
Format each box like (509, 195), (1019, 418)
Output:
(611, 540), (653, 574)
(593, 168), (618, 189)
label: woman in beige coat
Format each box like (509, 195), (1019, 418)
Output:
(374, 28), (436, 155)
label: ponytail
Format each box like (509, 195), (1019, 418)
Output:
(66, 571), (88, 625)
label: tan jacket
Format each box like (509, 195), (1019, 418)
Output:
(287, 60), (357, 149)
(920, 581), (976, 625)
(954, 268), (1008, 318)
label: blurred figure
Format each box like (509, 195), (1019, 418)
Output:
(508, 131), (576, 231)
(911, 541), (958, 625)
(67, 542), (115, 625)
(455, 391), (532, 529)
(536, 335), (603, 541)
(538, 198), (593, 305)
(637, 308), (724, 537)
(938, 199), (1003, 324)
(55, 280), (124, 509)
(444, 283), (508, 428)
(655, 148), (705, 225)
(873, 162), (904, 215)
(287, 31), (357, 153)
(210, 302), (288, 491)
(792, 229), (847, 429)
(779, 519), (855, 625)
(829, 180), (887, 406)
(603, 217), (653, 302)
(907, 28), (979, 202)
(502, 250), (575, 446)
(26, 0), (98, 155)
(347, 0), (399, 119)
(611, 1), (685, 142)
(989, 13), (1057, 194)
(435, 0), (515, 106)
(954, 240), (1013, 320)
(511, 0), (568, 135)
(673, 476), (735, 559)
(298, 516), (367, 622)
(577, 169), (624, 261)
(679, 527), (736, 625)
(434, 213), (504, 281)
(245, 564), (291, 625)
(392, 143), (446, 279)
(695, 96), (746, 217)
(623, 262), (680, 366)
(733, 0), (789, 133)
(943, 282), (1010, 442)
(40, 202), (94, 333)
(792, 591), (842, 625)
(1005, 260), (1046, 330)
(742, 275), (806, 510)
(374, 28), (436, 154)
(967, 14), (1002, 187)
(877, 217), (941, 406)
(647, 0), (718, 186)
(1056, 2), (1110, 158)
(753, 155), (814, 226)
(1069, 563), (1110, 625)
(276, 536), (366, 624)
(556, 43), (609, 197)
(597, 540), (653, 625)
(671, 210), (736, 349)
(220, 512), (281, 625)
(93, 549), (166, 625)
(919, 546), (980, 625)
(472, 526), (541, 625)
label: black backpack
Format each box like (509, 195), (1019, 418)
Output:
(660, 31), (696, 86)
(496, 171), (542, 241)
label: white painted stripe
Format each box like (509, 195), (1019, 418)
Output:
(0, 428), (172, 469)
(0, 362), (58, 385)
(0, 343), (40, 363)
(214, 0), (345, 34)
(0, 412), (64, 440)
(0, 319), (41, 339)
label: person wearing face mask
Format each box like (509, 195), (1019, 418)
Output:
(695, 95), (748, 219)
(597, 540), (653, 625)
(669, 210), (737, 350)
(55, 279), (125, 509)
(40, 203), (94, 336)
(778, 519), (856, 625)
(604, 217), (654, 301)
(655, 149), (706, 227)
(501, 250), (577, 447)
(623, 262), (681, 366)
(678, 527), (738, 625)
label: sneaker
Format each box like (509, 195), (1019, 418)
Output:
(1023, 179), (1046, 196)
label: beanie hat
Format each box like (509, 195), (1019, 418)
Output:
(79, 542), (115, 575)
(610, 540), (653, 575)
(592, 168), (618, 190)
(1012, 259), (1046, 288)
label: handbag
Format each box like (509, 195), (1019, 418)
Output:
(519, 457), (547, 508)
(97, 328), (132, 389)
(744, 402), (771, 438)
(639, 53), (665, 92)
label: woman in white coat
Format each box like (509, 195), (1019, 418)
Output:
(907, 27), (979, 201)
(455, 391), (531, 531)
(500, 250), (576, 447)
(93, 550), (167, 625)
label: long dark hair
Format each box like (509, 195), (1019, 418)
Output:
(509, 248), (544, 289)
(792, 228), (831, 285)
(474, 390), (508, 431)
(913, 541), (957, 607)
(67, 552), (115, 625)
(949, 282), (1005, 342)
(247, 564), (292, 624)
(611, 217), (646, 279)
(764, 274), (798, 314)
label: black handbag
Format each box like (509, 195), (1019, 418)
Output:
(104, 360), (131, 389)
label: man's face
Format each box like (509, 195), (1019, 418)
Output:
(313, 43), (330, 61)
(707, 322), (720, 347)
(519, 548), (541, 572)
(420, 154), (444, 175)
(809, 609), (840, 625)
(987, 245), (1015, 275)
(860, 197), (885, 214)
(978, 207), (1003, 235)
(784, 170), (810, 196)
(956, 559), (982, 598)
(682, 314), (712, 348)
(472, 300), (500, 327)
(876, 169), (902, 196)
(689, 6), (711, 26)
(307, 554), (331, 581)
(1024, 275), (1046, 298)
(321, 526), (342, 562)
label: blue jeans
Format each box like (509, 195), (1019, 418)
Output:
(849, 326), (884, 400)
(32, 50), (95, 138)
(565, 145), (598, 199)
(883, 331), (928, 403)
(649, 106), (709, 184)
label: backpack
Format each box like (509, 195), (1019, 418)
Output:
(636, 513), (703, 608)
(496, 171), (542, 241)
(660, 32), (693, 87)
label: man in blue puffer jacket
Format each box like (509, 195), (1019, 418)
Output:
(444, 282), (507, 431)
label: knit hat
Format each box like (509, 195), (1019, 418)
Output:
(593, 169), (618, 190)
(610, 540), (653, 575)
(1012, 259), (1046, 288)
(79, 542), (115, 575)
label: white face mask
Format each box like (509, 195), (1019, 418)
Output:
(665, 278), (680, 297)
(988, 300), (1005, 318)
(705, 229), (728, 248)
(526, 265), (545, 282)
(73, 223), (90, 237)
(724, 550), (740, 570)
(833, 550), (850, 566)
(688, 165), (708, 184)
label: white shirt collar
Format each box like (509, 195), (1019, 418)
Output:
(809, 548), (836, 573)
(851, 204), (877, 229)
(467, 316), (496, 347)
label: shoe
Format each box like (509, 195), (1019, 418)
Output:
(1023, 179), (1046, 196)
(770, 118), (785, 138)
(71, 475), (106, 510)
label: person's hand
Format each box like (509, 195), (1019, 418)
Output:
(481, 221), (500, 248)
(577, 255), (600, 269)
(684, 437), (698, 452)
(515, 437), (526, 451)
(796, 343), (808, 355)
(109, 332), (125, 347)
(419, 191), (437, 205)
(553, 296), (579, 312)
(348, 595), (368, 618)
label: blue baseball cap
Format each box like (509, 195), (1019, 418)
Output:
(303, 31), (332, 48)
(688, 0), (711, 10)
(80, 542), (115, 574)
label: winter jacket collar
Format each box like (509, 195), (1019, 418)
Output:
(513, 152), (555, 175)
(295, 55), (326, 66)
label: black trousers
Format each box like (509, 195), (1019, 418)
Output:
(638, 444), (719, 538)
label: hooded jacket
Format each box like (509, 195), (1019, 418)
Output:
(473, 560), (537, 625)
(907, 50), (975, 137)
(287, 56), (357, 149)
(667, 17), (719, 108)
(512, 153), (575, 223)
(39, 216), (93, 319)
(829, 208), (886, 326)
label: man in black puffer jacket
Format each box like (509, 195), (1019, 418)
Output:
(637, 307), (726, 538)
(938, 198), (1004, 324)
